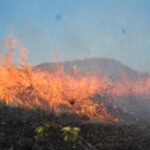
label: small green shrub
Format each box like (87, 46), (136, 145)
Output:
(34, 123), (50, 141)
(61, 126), (80, 142)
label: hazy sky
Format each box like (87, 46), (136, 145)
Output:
(0, 0), (150, 72)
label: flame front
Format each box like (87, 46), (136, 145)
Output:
(0, 37), (150, 123)
(0, 55), (114, 121)
(0, 37), (115, 122)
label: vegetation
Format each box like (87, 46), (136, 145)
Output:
(34, 123), (51, 142)
(61, 126), (80, 142)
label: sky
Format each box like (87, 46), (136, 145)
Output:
(0, 0), (150, 72)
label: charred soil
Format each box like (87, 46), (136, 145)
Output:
(0, 103), (150, 150)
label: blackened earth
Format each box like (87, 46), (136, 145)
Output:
(0, 102), (150, 150)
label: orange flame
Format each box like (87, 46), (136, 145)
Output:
(0, 37), (117, 122)
(0, 37), (150, 123)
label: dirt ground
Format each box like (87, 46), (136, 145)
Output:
(0, 103), (150, 150)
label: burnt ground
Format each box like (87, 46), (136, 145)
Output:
(0, 102), (150, 150)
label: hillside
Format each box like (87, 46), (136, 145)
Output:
(36, 57), (148, 81)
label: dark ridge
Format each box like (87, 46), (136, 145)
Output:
(36, 57), (149, 81)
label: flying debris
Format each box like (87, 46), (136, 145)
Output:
(122, 28), (126, 34)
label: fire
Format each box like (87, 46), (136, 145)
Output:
(0, 56), (114, 121)
(0, 37), (116, 122)
(0, 37), (150, 123)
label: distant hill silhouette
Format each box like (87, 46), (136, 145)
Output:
(36, 57), (149, 81)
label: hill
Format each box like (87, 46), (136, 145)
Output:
(36, 57), (149, 81)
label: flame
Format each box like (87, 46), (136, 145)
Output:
(0, 37), (117, 122)
(0, 37), (150, 123)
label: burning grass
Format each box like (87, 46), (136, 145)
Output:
(0, 37), (117, 122)
(0, 37), (150, 123)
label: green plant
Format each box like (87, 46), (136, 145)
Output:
(61, 126), (80, 142)
(34, 123), (50, 141)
